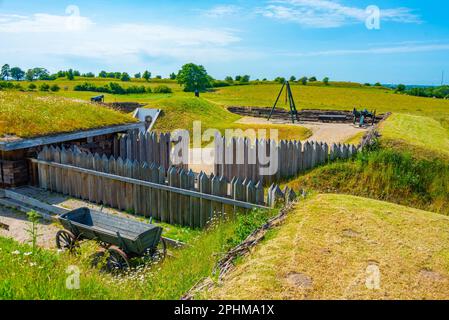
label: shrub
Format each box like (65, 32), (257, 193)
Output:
(28, 83), (37, 91)
(213, 80), (230, 88)
(39, 83), (50, 91)
(50, 84), (60, 92)
(146, 86), (152, 93)
(153, 85), (172, 94)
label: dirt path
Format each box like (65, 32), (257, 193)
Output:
(0, 206), (60, 249)
(235, 116), (367, 144)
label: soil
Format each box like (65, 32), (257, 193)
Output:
(0, 206), (60, 249)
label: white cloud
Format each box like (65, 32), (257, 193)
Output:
(259, 0), (421, 28)
(202, 5), (241, 18)
(283, 43), (449, 57)
(0, 12), (247, 66)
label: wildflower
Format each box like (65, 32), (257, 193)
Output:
(30, 262), (37, 267)
(24, 252), (33, 256)
(12, 250), (21, 255)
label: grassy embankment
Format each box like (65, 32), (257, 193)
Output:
(206, 194), (449, 300)
(0, 208), (276, 300)
(0, 91), (137, 139)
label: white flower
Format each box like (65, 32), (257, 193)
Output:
(24, 252), (33, 256)
(30, 262), (37, 267)
(12, 250), (21, 255)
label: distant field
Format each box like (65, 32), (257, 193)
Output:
(4, 79), (449, 152)
(0, 91), (136, 139)
(206, 194), (449, 300)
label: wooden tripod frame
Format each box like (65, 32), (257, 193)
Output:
(267, 81), (299, 124)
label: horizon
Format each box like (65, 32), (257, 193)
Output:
(0, 0), (448, 85)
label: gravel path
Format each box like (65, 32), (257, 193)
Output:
(0, 206), (60, 249)
(235, 116), (367, 144)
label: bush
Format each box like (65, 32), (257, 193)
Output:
(28, 83), (37, 91)
(39, 83), (50, 91)
(213, 80), (230, 88)
(153, 85), (172, 94)
(50, 84), (60, 92)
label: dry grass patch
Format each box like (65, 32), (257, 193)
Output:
(206, 194), (449, 300)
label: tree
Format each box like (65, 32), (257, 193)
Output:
(142, 70), (151, 81)
(10, 67), (25, 80)
(290, 76), (296, 82)
(323, 77), (330, 85)
(299, 77), (308, 85)
(134, 72), (141, 79)
(177, 63), (211, 92)
(241, 75), (250, 83)
(235, 75), (242, 82)
(73, 70), (81, 76)
(309, 76), (317, 82)
(374, 82), (382, 87)
(66, 69), (74, 80)
(99, 71), (107, 78)
(169, 72), (177, 80)
(120, 72), (131, 81)
(225, 76), (234, 83)
(26, 69), (35, 82)
(155, 75), (162, 79)
(1, 64), (10, 80)
(114, 72), (122, 79)
(84, 72), (95, 78)
(395, 84), (406, 93)
(275, 77), (285, 84)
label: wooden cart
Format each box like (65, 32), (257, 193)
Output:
(56, 208), (166, 272)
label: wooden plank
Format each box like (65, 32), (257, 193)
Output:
(0, 123), (144, 151)
(168, 166), (179, 225)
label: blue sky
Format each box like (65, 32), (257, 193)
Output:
(0, 0), (448, 85)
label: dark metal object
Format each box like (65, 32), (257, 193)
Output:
(90, 95), (105, 103)
(353, 108), (376, 127)
(0, 222), (9, 231)
(56, 207), (166, 271)
(268, 81), (299, 124)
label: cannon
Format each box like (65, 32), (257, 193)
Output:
(91, 95), (105, 103)
(353, 108), (376, 127)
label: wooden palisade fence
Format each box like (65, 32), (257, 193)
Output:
(35, 146), (294, 228)
(214, 135), (357, 183)
(112, 130), (172, 170)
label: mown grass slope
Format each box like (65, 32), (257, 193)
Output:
(152, 97), (312, 141)
(379, 113), (449, 160)
(0, 91), (137, 139)
(206, 194), (449, 300)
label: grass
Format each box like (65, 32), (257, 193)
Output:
(285, 148), (449, 215)
(0, 208), (276, 300)
(152, 96), (312, 141)
(379, 113), (449, 160)
(0, 91), (137, 139)
(206, 194), (449, 300)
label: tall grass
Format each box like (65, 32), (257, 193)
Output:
(287, 148), (449, 215)
(0, 209), (276, 300)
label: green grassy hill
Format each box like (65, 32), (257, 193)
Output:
(205, 194), (449, 300)
(0, 91), (137, 138)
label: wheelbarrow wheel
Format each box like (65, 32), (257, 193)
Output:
(106, 246), (130, 273)
(56, 230), (76, 252)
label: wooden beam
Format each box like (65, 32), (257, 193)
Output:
(0, 123), (145, 151)
(3, 189), (68, 215)
(31, 159), (270, 210)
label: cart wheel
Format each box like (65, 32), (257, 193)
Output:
(152, 237), (167, 262)
(56, 230), (76, 252)
(106, 246), (130, 273)
(91, 248), (106, 269)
